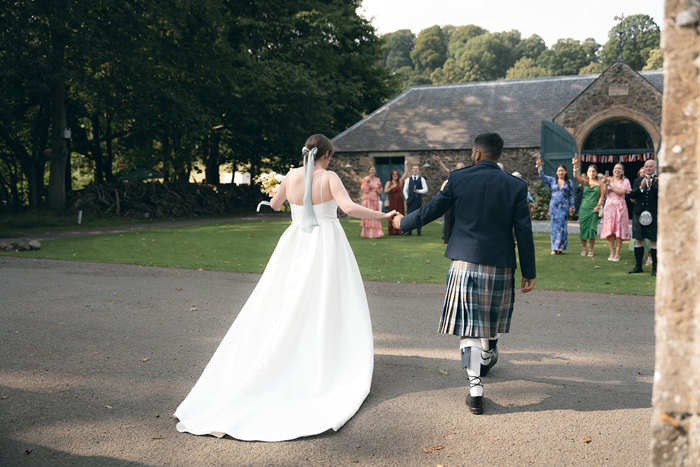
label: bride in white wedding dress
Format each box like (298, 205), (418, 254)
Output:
(174, 134), (396, 442)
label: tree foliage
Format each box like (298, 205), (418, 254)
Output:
(410, 25), (447, 72)
(643, 48), (663, 70)
(600, 14), (660, 70)
(505, 57), (551, 80)
(1, 0), (396, 210)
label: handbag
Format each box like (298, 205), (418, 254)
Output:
(639, 210), (653, 226)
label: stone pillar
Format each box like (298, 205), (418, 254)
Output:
(651, 0), (700, 464)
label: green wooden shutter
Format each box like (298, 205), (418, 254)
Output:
(540, 121), (577, 177)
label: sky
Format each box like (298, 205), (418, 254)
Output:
(358, 0), (665, 47)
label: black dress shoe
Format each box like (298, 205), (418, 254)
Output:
(466, 394), (483, 415)
(480, 347), (498, 377)
(651, 269), (656, 277)
(628, 267), (644, 274)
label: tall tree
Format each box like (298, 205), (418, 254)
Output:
(600, 14), (660, 70)
(504, 57), (551, 80)
(410, 25), (447, 73)
(537, 38), (597, 76)
(515, 34), (546, 61)
(447, 25), (488, 59)
(382, 29), (415, 69)
(458, 32), (519, 81)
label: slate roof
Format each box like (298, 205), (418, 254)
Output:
(332, 70), (663, 152)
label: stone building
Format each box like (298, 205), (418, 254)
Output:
(330, 62), (662, 202)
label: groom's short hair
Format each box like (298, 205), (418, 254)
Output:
(474, 133), (504, 160)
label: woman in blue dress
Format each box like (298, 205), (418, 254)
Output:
(536, 159), (575, 254)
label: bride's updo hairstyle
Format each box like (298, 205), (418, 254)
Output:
(304, 134), (335, 159)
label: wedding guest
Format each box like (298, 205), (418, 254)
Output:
(385, 169), (406, 235)
(600, 163), (631, 261)
(512, 171), (537, 214)
(402, 165), (428, 236)
(433, 155), (466, 243)
(360, 166), (384, 239)
(536, 160), (574, 255)
(628, 166), (653, 266)
(628, 159), (658, 276)
(572, 158), (606, 257)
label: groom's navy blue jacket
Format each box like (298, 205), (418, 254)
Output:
(400, 160), (536, 279)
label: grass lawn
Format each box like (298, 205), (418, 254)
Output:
(1, 217), (656, 295)
(0, 209), (161, 237)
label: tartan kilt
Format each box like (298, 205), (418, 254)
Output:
(438, 260), (515, 337)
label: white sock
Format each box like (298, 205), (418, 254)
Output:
(460, 338), (483, 397)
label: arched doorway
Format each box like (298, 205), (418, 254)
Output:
(580, 118), (655, 181)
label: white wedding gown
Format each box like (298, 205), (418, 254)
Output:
(174, 198), (374, 442)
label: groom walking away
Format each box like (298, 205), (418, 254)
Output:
(393, 133), (536, 415)
(402, 165), (428, 235)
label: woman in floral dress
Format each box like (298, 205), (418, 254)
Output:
(536, 159), (574, 254)
(360, 166), (384, 238)
(600, 163), (631, 261)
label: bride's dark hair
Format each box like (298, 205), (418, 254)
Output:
(305, 134), (335, 158)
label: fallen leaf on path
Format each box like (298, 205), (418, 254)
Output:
(104, 405), (112, 409)
(437, 367), (448, 375)
(25, 449), (32, 455)
(582, 436), (592, 443)
(151, 436), (166, 440)
(190, 306), (198, 312)
(422, 444), (444, 453)
(1, 395), (8, 399)
(659, 412), (680, 428)
(175, 288), (182, 291)
(141, 358), (150, 362)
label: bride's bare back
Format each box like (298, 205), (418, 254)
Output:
(270, 166), (394, 221)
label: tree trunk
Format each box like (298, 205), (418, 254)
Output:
(91, 114), (105, 184)
(205, 130), (221, 185)
(162, 136), (171, 182)
(47, 73), (67, 211)
(104, 113), (115, 182)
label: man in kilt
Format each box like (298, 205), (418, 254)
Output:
(627, 159), (658, 276)
(393, 133), (536, 414)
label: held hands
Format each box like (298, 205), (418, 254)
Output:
(382, 210), (398, 220)
(521, 277), (535, 293)
(392, 212), (404, 230)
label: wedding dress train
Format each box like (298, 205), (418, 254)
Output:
(174, 199), (373, 441)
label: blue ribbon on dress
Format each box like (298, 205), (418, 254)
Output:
(300, 146), (319, 232)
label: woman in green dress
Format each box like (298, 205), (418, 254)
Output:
(572, 157), (606, 257)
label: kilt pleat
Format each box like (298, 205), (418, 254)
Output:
(438, 260), (515, 337)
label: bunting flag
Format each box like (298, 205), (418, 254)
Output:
(579, 152), (655, 163)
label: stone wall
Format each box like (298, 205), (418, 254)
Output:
(554, 61), (663, 149)
(650, 0), (700, 464)
(331, 148), (541, 203)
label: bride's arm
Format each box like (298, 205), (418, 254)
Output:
(269, 172), (290, 211)
(328, 172), (394, 220)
